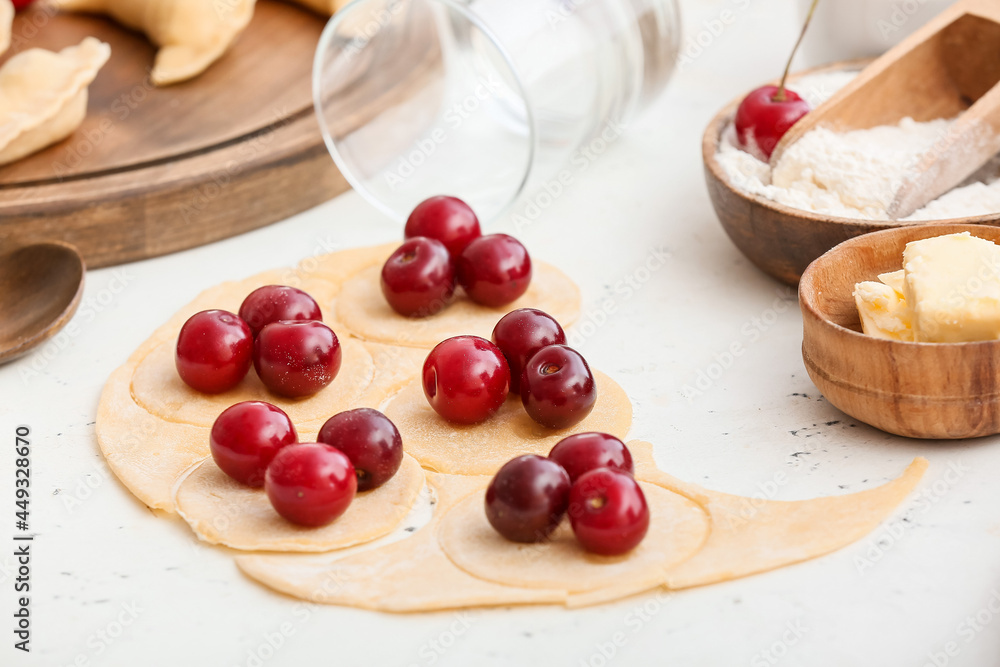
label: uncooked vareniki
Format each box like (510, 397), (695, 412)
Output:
(0, 37), (111, 166)
(1, 0), (12, 56)
(50, 0), (255, 86)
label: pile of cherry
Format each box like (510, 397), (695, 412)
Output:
(175, 285), (342, 398)
(381, 196), (532, 316)
(212, 402), (403, 527)
(168, 194), (647, 555)
(175, 282), (403, 527)
(487, 434), (649, 556)
(387, 196), (599, 430)
(423, 308), (597, 429)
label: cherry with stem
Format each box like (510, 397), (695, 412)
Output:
(734, 0), (821, 161)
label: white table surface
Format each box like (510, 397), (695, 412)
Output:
(5, 1), (999, 665)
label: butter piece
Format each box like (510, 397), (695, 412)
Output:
(902, 232), (1000, 342)
(854, 280), (914, 341)
(878, 270), (906, 295)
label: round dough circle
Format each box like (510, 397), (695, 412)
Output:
(334, 262), (581, 348)
(384, 370), (633, 475)
(175, 454), (425, 552)
(131, 336), (374, 428)
(438, 482), (710, 593)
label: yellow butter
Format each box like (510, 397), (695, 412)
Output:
(902, 232), (1000, 343)
(853, 280), (914, 341)
(878, 270), (906, 295)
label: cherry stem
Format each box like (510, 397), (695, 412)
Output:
(774, 0), (820, 102)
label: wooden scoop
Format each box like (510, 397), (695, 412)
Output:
(770, 0), (1000, 220)
(0, 242), (85, 364)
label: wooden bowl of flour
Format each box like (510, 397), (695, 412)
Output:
(703, 60), (1000, 286)
(800, 223), (1000, 439)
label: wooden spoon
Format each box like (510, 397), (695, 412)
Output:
(0, 242), (85, 364)
(770, 0), (1000, 219)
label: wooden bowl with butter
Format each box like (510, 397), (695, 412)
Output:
(702, 60), (1000, 286)
(800, 223), (1000, 440)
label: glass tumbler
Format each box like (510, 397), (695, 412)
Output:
(313, 0), (681, 222)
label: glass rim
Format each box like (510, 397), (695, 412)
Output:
(312, 0), (539, 223)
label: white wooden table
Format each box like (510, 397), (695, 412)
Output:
(3, 1), (997, 664)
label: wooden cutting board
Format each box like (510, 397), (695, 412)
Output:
(0, 0), (349, 269)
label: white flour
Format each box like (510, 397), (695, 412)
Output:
(715, 71), (1000, 221)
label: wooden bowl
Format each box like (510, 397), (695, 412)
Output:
(800, 223), (1000, 440)
(702, 61), (1000, 286)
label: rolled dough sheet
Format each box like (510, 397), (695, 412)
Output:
(437, 482), (709, 594)
(175, 454), (425, 552)
(628, 441), (929, 589)
(383, 371), (633, 475)
(236, 472), (568, 612)
(334, 262), (581, 348)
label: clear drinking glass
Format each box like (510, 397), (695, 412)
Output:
(313, 0), (681, 222)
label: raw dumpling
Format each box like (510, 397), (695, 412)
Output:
(50, 0), (255, 86)
(1, 0), (12, 56)
(285, 0), (349, 16)
(0, 37), (111, 166)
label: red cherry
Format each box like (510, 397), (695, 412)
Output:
(485, 455), (571, 543)
(491, 308), (566, 394)
(239, 285), (322, 338)
(175, 309), (253, 394)
(405, 196), (482, 257)
(380, 237), (456, 318)
(318, 408), (403, 492)
(210, 401), (297, 487)
(548, 432), (633, 483)
(265, 443), (357, 527)
(734, 85), (810, 161)
(253, 321), (342, 398)
(12, 0), (35, 10)
(456, 234), (532, 308)
(568, 468), (649, 556)
(520, 345), (596, 429)
(422, 335), (510, 424)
